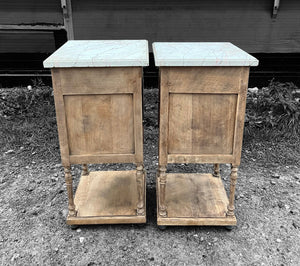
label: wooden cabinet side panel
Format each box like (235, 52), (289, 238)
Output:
(232, 67), (250, 165)
(159, 68), (170, 165)
(133, 67), (144, 164)
(51, 69), (70, 166)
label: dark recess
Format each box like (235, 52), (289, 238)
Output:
(0, 52), (300, 88)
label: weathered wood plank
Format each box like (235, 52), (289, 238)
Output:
(59, 68), (138, 93)
(51, 69), (70, 166)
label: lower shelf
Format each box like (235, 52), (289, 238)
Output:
(67, 170), (146, 225)
(157, 173), (236, 226)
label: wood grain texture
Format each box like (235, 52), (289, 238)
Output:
(51, 66), (145, 225)
(166, 67), (242, 93)
(59, 68), (139, 94)
(158, 69), (170, 166)
(74, 171), (139, 217)
(51, 69), (70, 166)
(163, 173), (228, 218)
(69, 154), (135, 164)
(157, 65), (250, 226)
(157, 216), (236, 226)
(133, 68), (144, 164)
(232, 67), (250, 165)
(159, 66), (249, 164)
(227, 165), (238, 217)
(64, 94), (134, 155)
(168, 93), (237, 155)
(67, 215), (146, 225)
(167, 154), (234, 164)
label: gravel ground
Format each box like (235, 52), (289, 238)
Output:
(0, 88), (299, 265)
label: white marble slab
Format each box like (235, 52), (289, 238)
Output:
(43, 40), (149, 68)
(153, 42), (258, 66)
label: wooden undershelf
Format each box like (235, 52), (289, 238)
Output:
(157, 173), (236, 226)
(67, 170), (146, 225)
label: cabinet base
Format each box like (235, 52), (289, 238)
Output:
(157, 173), (236, 226)
(67, 170), (146, 225)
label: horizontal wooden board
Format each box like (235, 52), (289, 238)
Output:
(167, 154), (234, 164)
(72, 0), (300, 53)
(69, 154), (136, 164)
(57, 67), (140, 93)
(157, 217), (236, 226)
(67, 215), (146, 225)
(162, 67), (242, 93)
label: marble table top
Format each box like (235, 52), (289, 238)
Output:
(152, 42), (258, 66)
(43, 40), (149, 68)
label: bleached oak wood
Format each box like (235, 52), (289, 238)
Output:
(232, 67), (250, 165)
(136, 164), (145, 216)
(82, 164), (89, 176)
(227, 165), (238, 217)
(157, 217), (236, 226)
(51, 66), (145, 225)
(157, 66), (250, 226)
(58, 67), (139, 94)
(67, 215), (146, 225)
(156, 173), (236, 226)
(166, 67), (242, 93)
(158, 165), (167, 217)
(158, 69), (169, 166)
(69, 154), (136, 164)
(64, 166), (76, 217)
(213, 164), (220, 178)
(167, 154), (233, 164)
(51, 69), (70, 166)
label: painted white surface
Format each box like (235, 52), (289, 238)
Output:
(43, 40), (149, 68)
(153, 42), (259, 66)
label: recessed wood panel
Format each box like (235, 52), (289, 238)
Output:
(64, 94), (134, 155)
(168, 93), (237, 155)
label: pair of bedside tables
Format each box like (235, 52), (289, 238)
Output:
(44, 40), (258, 227)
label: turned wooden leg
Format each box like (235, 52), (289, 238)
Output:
(64, 166), (76, 217)
(213, 164), (220, 178)
(136, 164), (145, 216)
(82, 164), (89, 176)
(227, 164), (238, 217)
(158, 165), (167, 217)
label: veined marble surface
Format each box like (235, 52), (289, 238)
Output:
(43, 40), (149, 68)
(153, 42), (259, 66)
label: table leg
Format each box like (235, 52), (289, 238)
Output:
(64, 166), (76, 217)
(136, 164), (145, 216)
(227, 164), (238, 217)
(158, 165), (167, 217)
(82, 164), (89, 176)
(213, 164), (220, 178)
